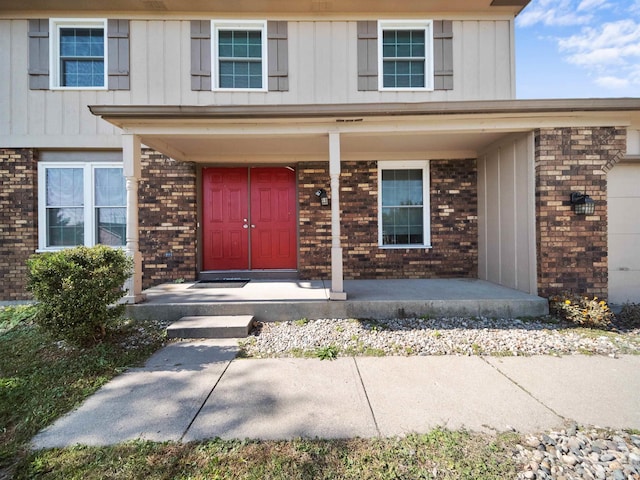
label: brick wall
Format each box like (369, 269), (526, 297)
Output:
(139, 149), (198, 288)
(298, 159), (478, 280)
(535, 127), (626, 299)
(0, 149), (38, 302)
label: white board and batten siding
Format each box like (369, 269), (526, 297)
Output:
(478, 133), (537, 295)
(1, 18), (515, 149)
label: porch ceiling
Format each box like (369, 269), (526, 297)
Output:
(141, 131), (507, 163)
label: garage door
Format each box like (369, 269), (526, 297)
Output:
(608, 162), (640, 304)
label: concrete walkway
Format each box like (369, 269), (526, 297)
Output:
(32, 341), (640, 449)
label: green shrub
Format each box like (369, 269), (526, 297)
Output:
(26, 245), (133, 346)
(549, 293), (613, 328)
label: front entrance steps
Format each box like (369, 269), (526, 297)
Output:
(166, 315), (255, 339)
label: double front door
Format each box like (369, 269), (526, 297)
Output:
(202, 167), (297, 271)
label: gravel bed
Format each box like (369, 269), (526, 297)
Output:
(515, 425), (640, 479)
(239, 317), (640, 358)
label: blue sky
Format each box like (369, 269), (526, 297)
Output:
(515, 0), (640, 98)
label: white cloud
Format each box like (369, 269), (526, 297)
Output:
(558, 20), (640, 68)
(577, 0), (611, 11)
(517, 0), (593, 27)
(594, 76), (630, 89)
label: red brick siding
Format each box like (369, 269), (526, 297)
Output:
(139, 150), (197, 288)
(298, 160), (478, 279)
(535, 127), (626, 299)
(0, 149), (38, 301)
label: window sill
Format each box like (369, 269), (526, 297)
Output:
(213, 87), (268, 93)
(378, 87), (434, 92)
(50, 86), (108, 91)
(378, 245), (433, 250)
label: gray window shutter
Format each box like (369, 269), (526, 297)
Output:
(433, 20), (453, 91)
(191, 20), (211, 91)
(357, 21), (378, 91)
(107, 20), (130, 90)
(28, 19), (49, 90)
(267, 21), (288, 92)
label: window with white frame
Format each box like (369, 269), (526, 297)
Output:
(212, 20), (267, 90)
(50, 19), (107, 89)
(378, 161), (431, 247)
(378, 20), (433, 91)
(38, 162), (126, 250)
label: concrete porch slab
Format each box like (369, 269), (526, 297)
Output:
(127, 279), (548, 323)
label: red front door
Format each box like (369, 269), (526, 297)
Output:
(202, 167), (297, 271)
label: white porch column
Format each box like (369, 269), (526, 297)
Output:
(329, 132), (347, 300)
(122, 134), (145, 303)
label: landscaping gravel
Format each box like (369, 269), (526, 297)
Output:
(239, 317), (640, 358)
(515, 425), (640, 480)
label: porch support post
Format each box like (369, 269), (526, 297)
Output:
(122, 133), (145, 304)
(329, 132), (347, 300)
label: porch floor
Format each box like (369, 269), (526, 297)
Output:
(126, 279), (549, 323)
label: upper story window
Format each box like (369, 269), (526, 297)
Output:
(377, 20), (434, 91)
(212, 20), (267, 91)
(50, 19), (107, 89)
(378, 161), (431, 248)
(38, 159), (126, 250)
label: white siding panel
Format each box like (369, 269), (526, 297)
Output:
(495, 21), (513, 98)
(478, 133), (536, 294)
(0, 21), (11, 135)
(477, 154), (488, 280)
(461, 22), (480, 100)
(9, 21), (29, 135)
(515, 134), (534, 291)
(478, 21), (495, 100)
(485, 151), (501, 283)
(62, 92), (81, 135)
(147, 21), (166, 103)
(27, 92), (46, 136)
(45, 93), (63, 136)
(130, 21), (149, 103)
(164, 21), (183, 104)
(314, 22), (333, 104)
(295, 22), (315, 103)
(329, 22), (350, 104)
(499, 144), (517, 288)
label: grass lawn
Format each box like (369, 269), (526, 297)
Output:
(0, 305), (166, 478)
(13, 430), (520, 479)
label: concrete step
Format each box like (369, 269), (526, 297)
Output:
(166, 315), (255, 339)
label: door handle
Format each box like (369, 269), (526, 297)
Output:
(243, 224), (249, 229)
(251, 225), (256, 228)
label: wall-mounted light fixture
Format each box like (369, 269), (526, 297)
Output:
(570, 192), (595, 215)
(315, 188), (329, 206)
